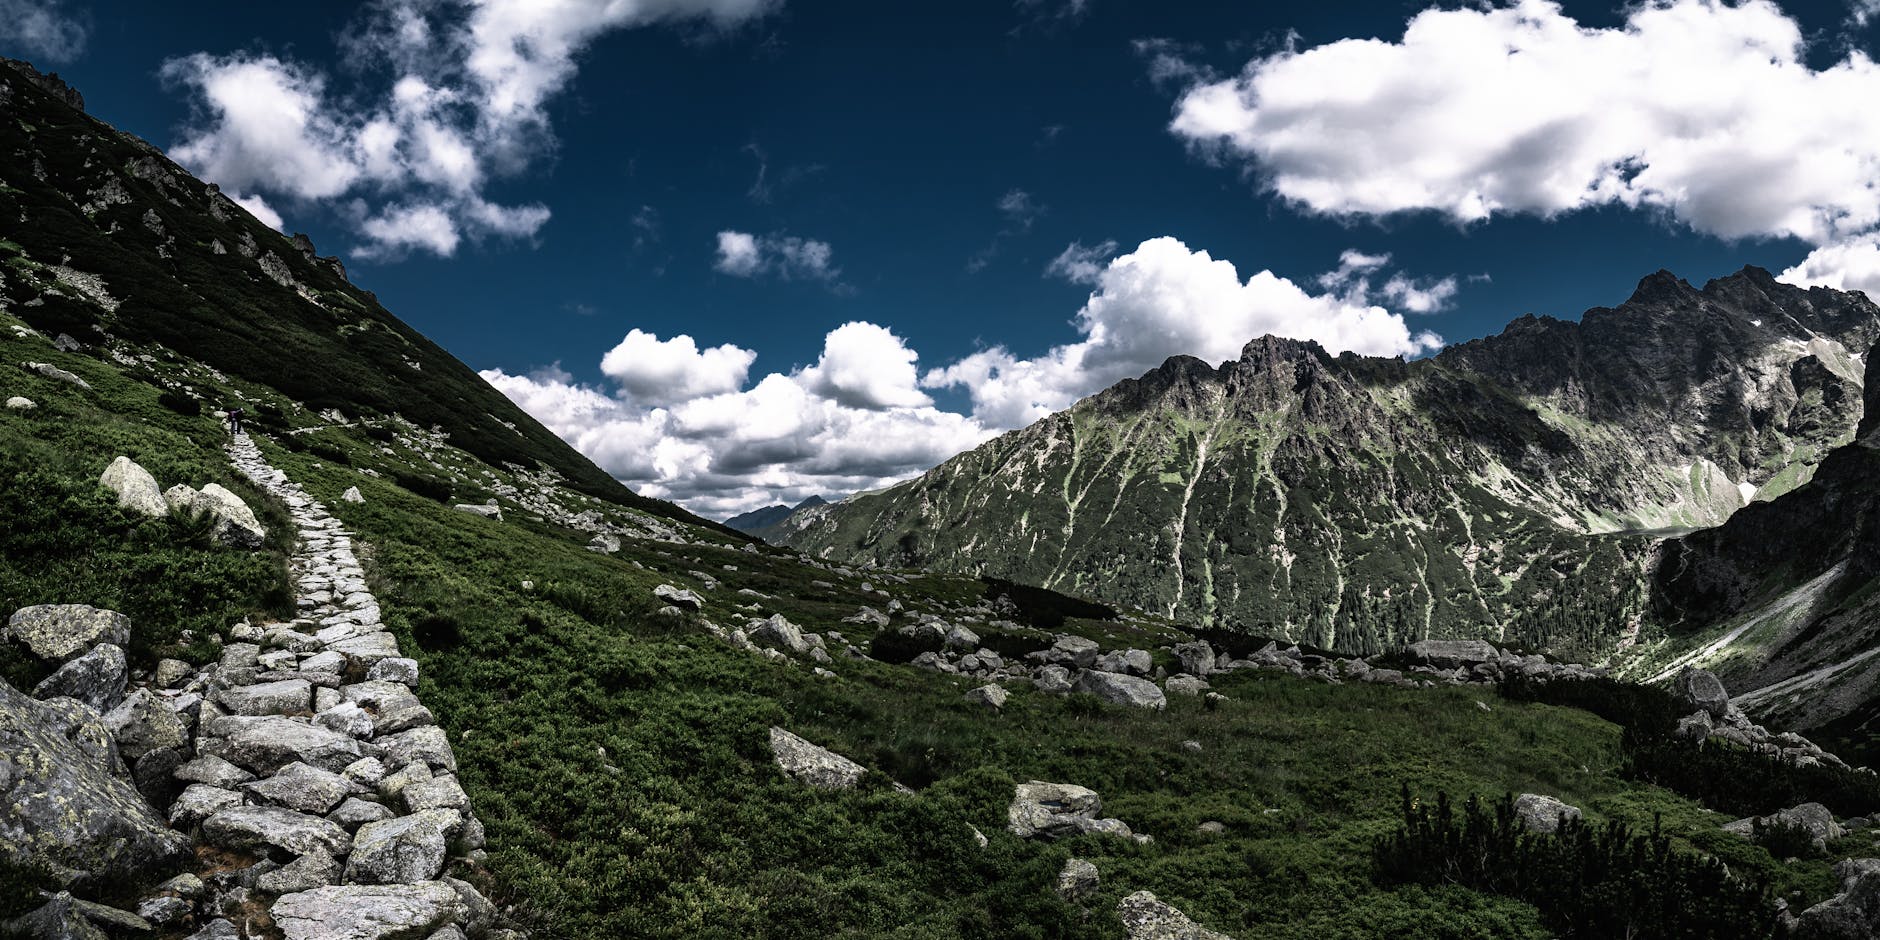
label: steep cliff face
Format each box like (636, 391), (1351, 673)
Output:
(777, 270), (1878, 655)
(1643, 339), (1880, 737)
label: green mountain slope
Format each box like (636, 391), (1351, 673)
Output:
(4, 57), (1878, 940)
(775, 272), (1877, 659)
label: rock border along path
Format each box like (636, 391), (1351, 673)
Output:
(148, 432), (507, 940)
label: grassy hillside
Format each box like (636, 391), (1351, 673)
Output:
(5, 312), (1876, 938)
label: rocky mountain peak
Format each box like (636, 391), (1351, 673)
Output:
(0, 58), (83, 112)
(1624, 269), (1701, 307)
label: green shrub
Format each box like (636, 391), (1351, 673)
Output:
(155, 389), (201, 416)
(393, 470), (452, 503)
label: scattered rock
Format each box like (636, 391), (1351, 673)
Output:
(7, 604), (130, 662)
(341, 486), (364, 503)
(1513, 793), (1583, 834)
(21, 360), (91, 389)
(1033, 665), (1074, 694)
(163, 484), (266, 548)
(1407, 639), (1498, 669)
(1117, 891), (1235, 940)
(1095, 648), (1153, 676)
(653, 584), (703, 610)
(1056, 857), (1100, 902)
(751, 614), (814, 656)
(99, 456), (166, 518)
(1007, 780), (1136, 841)
(31, 642), (127, 711)
(964, 684), (1009, 711)
(769, 726), (870, 791)
(1725, 802), (1845, 851)
(452, 503), (502, 521)
(1676, 668), (1731, 719)
(1164, 675), (1209, 696)
(4, 395), (35, 411)
(1172, 641), (1216, 676)
(1076, 670), (1167, 710)
(174, 755), (254, 789)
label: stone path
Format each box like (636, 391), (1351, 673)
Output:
(123, 434), (510, 939)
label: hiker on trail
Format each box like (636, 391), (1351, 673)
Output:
(226, 406), (244, 435)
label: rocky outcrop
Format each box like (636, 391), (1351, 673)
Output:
(1796, 861), (1880, 939)
(0, 679), (190, 887)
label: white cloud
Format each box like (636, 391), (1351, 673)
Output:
(1782, 236), (1880, 295)
(1317, 249), (1458, 314)
(1045, 239), (1120, 284)
(713, 230), (840, 282)
(1162, 0), (1880, 290)
(0, 0), (89, 64)
(800, 322), (933, 410)
(162, 0), (778, 257)
(1854, 1), (1880, 27)
(997, 189), (1045, 230)
(927, 237), (1446, 428)
(482, 324), (985, 518)
(599, 329), (756, 406)
(232, 193), (284, 231)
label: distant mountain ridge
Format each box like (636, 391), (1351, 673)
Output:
(725, 495), (828, 534)
(774, 268), (1879, 657)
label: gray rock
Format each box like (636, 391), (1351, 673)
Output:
(32, 642), (127, 711)
(163, 483), (266, 549)
(132, 746), (186, 808)
(214, 715), (365, 773)
(1726, 802), (1845, 851)
(202, 804), (351, 858)
(328, 797), (395, 828)
(366, 658), (420, 687)
(315, 700), (376, 738)
(244, 761), (356, 814)
(1033, 665), (1074, 694)
(377, 725), (457, 773)
(1172, 641), (1216, 676)
(21, 361), (91, 389)
(1007, 780), (1135, 841)
(1117, 890), (1234, 940)
(100, 456), (166, 518)
(168, 784), (244, 829)
(174, 755), (254, 789)
(343, 756), (388, 788)
(378, 762), (433, 802)
(402, 775), (469, 813)
(453, 503), (503, 521)
(1076, 670), (1167, 710)
(1095, 648), (1153, 676)
(1513, 793), (1582, 834)
(1677, 668), (1731, 719)
(769, 726), (870, 790)
(7, 605), (130, 662)
(0, 682), (188, 886)
(154, 658), (194, 689)
(134, 895), (193, 926)
(6, 893), (109, 940)
(653, 584), (703, 610)
(271, 883), (465, 940)
(751, 614), (813, 656)
(1675, 710), (1715, 740)
(1165, 675), (1209, 696)
(1796, 868), (1880, 939)
(1049, 635), (1101, 668)
(345, 809), (460, 884)
(964, 684), (1009, 710)
(944, 624), (980, 650)
(216, 678), (312, 716)
(103, 688), (188, 761)
(1057, 857), (1100, 902)
(843, 606), (889, 628)
(341, 486), (365, 503)
(1407, 639), (1498, 669)
(4, 395), (35, 411)
(329, 632), (401, 665)
(186, 920), (241, 940)
(257, 849), (343, 894)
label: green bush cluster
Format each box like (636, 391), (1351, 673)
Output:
(1374, 789), (1778, 939)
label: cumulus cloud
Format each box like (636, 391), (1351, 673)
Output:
(488, 239), (1449, 515)
(232, 193), (284, 231)
(482, 323), (984, 518)
(928, 237), (1445, 428)
(0, 0), (89, 64)
(1317, 249), (1459, 314)
(162, 0), (778, 257)
(1160, 0), (1880, 294)
(713, 230), (841, 283)
(599, 329), (756, 406)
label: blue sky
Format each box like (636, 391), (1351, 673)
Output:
(9, 0), (1880, 516)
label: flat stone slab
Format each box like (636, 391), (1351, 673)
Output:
(201, 804), (351, 858)
(7, 605), (130, 662)
(271, 882), (464, 940)
(216, 678), (312, 716)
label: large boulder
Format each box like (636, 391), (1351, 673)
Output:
(32, 643), (126, 712)
(1056, 858), (1100, 902)
(653, 584), (703, 610)
(270, 883), (465, 940)
(242, 761), (356, 814)
(1095, 649), (1153, 677)
(769, 727), (869, 791)
(1796, 867), (1880, 939)
(1513, 793), (1582, 834)
(1117, 891), (1234, 940)
(163, 483), (265, 549)
(1076, 670), (1167, 710)
(1676, 668), (1731, 719)
(345, 809), (460, 885)
(1172, 641), (1216, 676)
(750, 614), (813, 656)
(99, 456), (166, 518)
(0, 680), (190, 886)
(1407, 639), (1498, 669)
(1007, 780), (1136, 841)
(1724, 802), (1845, 851)
(7, 605), (130, 662)
(1047, 635), (1101, 669)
